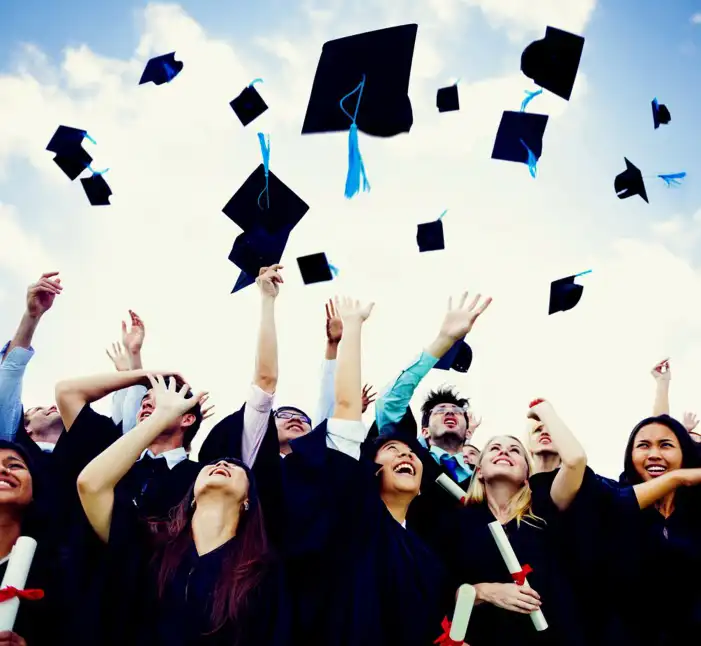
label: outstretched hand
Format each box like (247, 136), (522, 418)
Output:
(199, 394), (216, 421)
(106, 341), (130, 372)
(122, 310), (146, 355)
(256, 264), (284, 298)
(26, 271), (62, 318)
(361, 384), (377, 413)
(145, 374), (207, 420)
(334, 296), (374, 324)
(651, 358), (671, 383)
(325, 298), (343, 344)
(439, 291), (492, 341)
(467, 411), (482, 438)
(683, 411), (699, 433)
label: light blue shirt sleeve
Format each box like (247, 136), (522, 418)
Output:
(374, 351), (439, 435)
(0, 341), (35, 442)
(120, 384), (148, 434)
(111, 389), (127, 424)
(314, 359), (337, 427)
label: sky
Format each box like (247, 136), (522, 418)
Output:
(1, 0), (701, 477)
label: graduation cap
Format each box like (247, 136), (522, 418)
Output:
(230, 79), (268, 127)
(297, 252), (338, 285)
(417, 210), (446, 252)
(139, 52), (183, 86)
(301, 24), (418, 138)
(492, 111), (548, 176)
(521, 26), (585, 101)
(548, 270), (591, 315)
(81, 173), (112, 206)
(614, 158), (649, 203)
(228, 227), (290, 289)
(652, 98), (671, 129)
(434, 338), (473, 373)
(437, 83), (459, 113)
(46, 126), (94, 181)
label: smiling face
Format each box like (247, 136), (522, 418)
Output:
(375, 439), (423, 497)
(462, 444), (481, 467)
(631, 423), (683, 482)
(25, 405), (63, 443)
(275, 408), (312, 446)
(193, 460), (249, 505)
(477, 435), (529, 486)
(0, 449), (33, 508)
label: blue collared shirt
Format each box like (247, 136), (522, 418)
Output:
(428, 444), (473, 483)
(0, 341), (34, 442)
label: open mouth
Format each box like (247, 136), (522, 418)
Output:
(443, 418), (458, 429)
(392, 461), (416, 477)
(645, 464), (667, 477)
(209, 467), (231, 478)
(493, 457), (514, 467)
(0, 477), (18, 489)
(139, 410), (153, 421)
(538, 435), (552, 445)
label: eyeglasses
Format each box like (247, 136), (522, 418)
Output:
(431, 404), (465, 416)
(275, 410), (312, 425)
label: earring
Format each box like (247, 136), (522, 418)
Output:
(243, 501), (249, 512)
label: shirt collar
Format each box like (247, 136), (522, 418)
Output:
(429, 445), (473, 474)
(139, 447), (188, 470)
(35, 442), (56, 454)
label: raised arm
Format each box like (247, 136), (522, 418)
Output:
(77, 375), (206, 542)
(315, 300), (342, 425)
(632, 467), (701, 509)
(528, 399), (587, 511)
(375, 290), (492, 432)
(650, 358), (671, 416)
(118, 310), (148, 433)
(0, 272), (62, 440)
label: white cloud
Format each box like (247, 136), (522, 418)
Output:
(691, 13), (701, 25)
(0, 2), (698, 477)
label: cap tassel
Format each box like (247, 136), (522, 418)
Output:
(86, 165), (109, 176)
(83, 132), (97, 145)
(257, 132), (271, 209)
(520, 139), (538, 178)
(520, 88), (543, 113)
(249, 78), (264, 87)
(657, 172), (686, 187)
(340, 75), (370, 199)
(438, 209), (448, 220)
(329, 263), (339, 277)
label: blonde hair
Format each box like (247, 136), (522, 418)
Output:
(463, 435), (545, 528)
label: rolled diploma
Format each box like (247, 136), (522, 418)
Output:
(487, 521), (548, 631)
(450, 584), (476, 643)
(0, 537), (38, 631)
(436, 473), (466, 502)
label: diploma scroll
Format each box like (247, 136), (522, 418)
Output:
(436, 473), (466, 503)
(0, 537), (38, 631)
(487, 521), (548, 632)
(450, 584), (476, 642)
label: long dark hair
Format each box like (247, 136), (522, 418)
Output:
(147, 458), (271, 637)
(622, 414), (701, 509)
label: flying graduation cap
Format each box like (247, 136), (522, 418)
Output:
(139, 52), (183, 86)
(614, 158), (687, 204)
(521, 26), (585, 101)
(548, 270), (591, 315)
(301, 24), (418, 198)
(436, 82), (459, 113)
(652, 98), (671, 130)
(491, 111), (548, 177)
(230, 79), (269, 127)
(434, 338), (473, 373)
(417, 210), (447, 252)
(296, 252), (339, 285)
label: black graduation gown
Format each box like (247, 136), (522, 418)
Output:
(101, 496), (290, 646)
(437, 475), (587, 646)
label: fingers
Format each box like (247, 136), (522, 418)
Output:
(325, 301), (331, 320)
(193, 390), (209, 405)
(520, 586), (541, 601)
(329, 299), (336, 318)
(32, 279), (62, 295)
(466, 293), (480, 311)
(476, 296), (493, 315)
(105, 348), (115, 362)
(146, 374), (159, 390)
(39, 271), (60, 279)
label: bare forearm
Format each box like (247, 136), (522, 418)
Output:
(128, 350), (143, 370)
(538, 409), (586, 469)
(334, 322), (362, 421)
(634, 471), (684, 509)
(4, 312), (41, 360)
(425, 332), (455, 360)
(254, 298), (278, 392)
(652, 383), (670, 416)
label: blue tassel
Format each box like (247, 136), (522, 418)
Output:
(438, 209), (448, 220)
(520, 88), (543, 113)
(249, 78), (264, 87)
(340, 75), (370, 199)
(86, 165), (109, 176)
(83, 132), (97, 145)
(329, 264), (339, 277)
(520, 139), (538, 178)
(658, 172), (686, 187)
(257, 132), (271, 209)
(574, 269), (592, 278)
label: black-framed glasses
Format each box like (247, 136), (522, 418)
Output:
(274, 409), (312, 425)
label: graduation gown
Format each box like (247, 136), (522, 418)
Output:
(437, 474), (587, 646)
(100, 497), (290, 646)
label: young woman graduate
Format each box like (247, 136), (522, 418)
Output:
(77, 376), (290, 646)
(442, 400), (589, 646)
(0, 440), (56, 646)
(273, 297), (453, 646)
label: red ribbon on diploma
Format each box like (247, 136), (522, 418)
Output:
(528, 399), (545, 408)
(434, 616), (463, 645)
(0, 586), (45, 602)
(512, 564), (533, 586)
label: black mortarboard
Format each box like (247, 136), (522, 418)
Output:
(301, 24), (418, 138)
(81, 174), (112, 206)
(437, 84), (459, 113)
(549, 275), (585, 315)
(417, 219), (445, 252)
(46, 126), (93, 180)
(434, 339), (473, 373)
(232, 272), (256, 294)
(222, 165), (310, 234)
(491, 111), (548, 165)
(521, 26), (585, 101)
(230, 84), (268, 127)
(228, 227), (289, 287)
(297, 252), (335, 285)
(615, 157), (649, 204)
(139, 52), (183, 86)
(652, 98), (671, 130)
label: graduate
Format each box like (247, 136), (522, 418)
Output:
(443, 399), (588, 646)
(279, 296), (452, 646)
(77, 375), (289, 646)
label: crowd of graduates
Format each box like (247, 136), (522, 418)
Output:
(1, 267), (700, 646)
